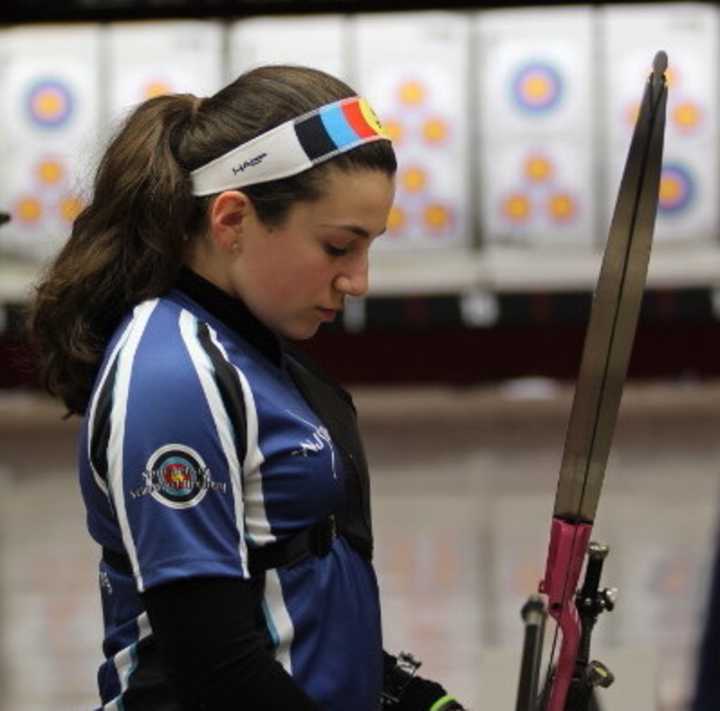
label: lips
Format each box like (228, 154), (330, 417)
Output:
(317, 307), (339, 322)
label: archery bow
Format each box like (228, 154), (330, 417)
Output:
(520, 51), (669, 711)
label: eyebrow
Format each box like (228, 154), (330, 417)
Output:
(321, 223), (387, 238)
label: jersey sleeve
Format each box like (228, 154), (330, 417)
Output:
(106, 304), (250, 592)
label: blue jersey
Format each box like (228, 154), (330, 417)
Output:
(78, 274), (382, 710)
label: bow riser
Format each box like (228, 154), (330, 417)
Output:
(539, 518), (593, 711)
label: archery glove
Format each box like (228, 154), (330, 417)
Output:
(382, 653), (467, 711)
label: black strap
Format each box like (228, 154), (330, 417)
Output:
(247, 516), (337, 576)
(102, 516), (337, 578)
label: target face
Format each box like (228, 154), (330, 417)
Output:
(354, 12), (470, 250)
(658, 163), (695, 215)
(604, 4), (718, 241)
(25, 79), (74, 129)
(511, 62), (564, 114)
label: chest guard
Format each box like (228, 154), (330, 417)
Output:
(283, 349), (374, 561)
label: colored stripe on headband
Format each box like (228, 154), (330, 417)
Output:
(295, 113), (337, 161)
(190, 96), (391, 196)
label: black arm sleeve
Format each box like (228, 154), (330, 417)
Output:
(141, 576), (321, 711)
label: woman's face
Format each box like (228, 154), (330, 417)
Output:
(227, 168), (395, 340)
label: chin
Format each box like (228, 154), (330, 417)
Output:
(280, 323), (320, 341)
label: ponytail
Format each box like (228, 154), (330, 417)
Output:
(28, 94), (204, 415)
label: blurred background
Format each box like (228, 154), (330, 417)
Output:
(0, 1), (718, 709)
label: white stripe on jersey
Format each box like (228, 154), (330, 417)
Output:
(262, 569), (295, 674)
(204, 324), (274, 547)
(87, 319), (135, 497)
(179, 311), (250, 577)
(108, 300), (158, 593)
(102, 612), (153, 709)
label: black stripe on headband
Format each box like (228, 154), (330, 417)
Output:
(294, 114), (337, 162)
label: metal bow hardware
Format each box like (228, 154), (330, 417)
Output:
(515, 52), (669, 711)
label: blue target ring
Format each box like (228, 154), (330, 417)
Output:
(511, 62), (563, 114)
(659, 162), (694, 215)
(25, 79), (74, 129)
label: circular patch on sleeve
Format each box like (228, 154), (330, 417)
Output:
(146, 444), (209, 510)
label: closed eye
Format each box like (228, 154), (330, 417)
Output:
(324, 244), (350, 257)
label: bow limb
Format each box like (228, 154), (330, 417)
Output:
(534, 51), (668, 711)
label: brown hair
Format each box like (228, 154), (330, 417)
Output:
(28, 65), (396, 415)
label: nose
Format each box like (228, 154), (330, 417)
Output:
(333, 252), (369, 298)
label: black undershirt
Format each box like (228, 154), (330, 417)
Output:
(142, 577), (320, 709)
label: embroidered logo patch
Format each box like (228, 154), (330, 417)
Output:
(131, 444), (225, 510)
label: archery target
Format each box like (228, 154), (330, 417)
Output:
(477, 7), (593, 138)
(602, 4), (719, 241)
(0, 26), (100, 146)
(511, 61), (564, 115)
(228, 16), (347, 82)
(353, 12), (470, 251)
(658, 162), (695, 215)
(25, 79), (75, 130)
(607, 150), (716, 242)
(2, 150), (87, 259)
(0, 25), (99, 260)
(476, 8), (594, 245)
(107, 22), (224, 125)
(482, 140), (592, 245)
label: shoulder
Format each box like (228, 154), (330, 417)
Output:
(111, 297), (220, 397)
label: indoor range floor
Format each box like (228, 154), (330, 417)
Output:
(1, 380), (718, 711)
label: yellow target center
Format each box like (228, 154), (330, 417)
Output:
(387, 206), (406, 232)
(674, 102), (700, 128)
(35, 91), (62, 116)
(548, 194), (574, 221)
(16, 197), (43, 222)
(59, 195), (83, 222)
(660, 177), (681, 202)
(399, 81), (426, 106)
(424, 204), (450, 230)
(524, 76), (549, 100)
(144, 81), (172, 99)
(504, 194), (530, 221)
(38, 160), (64, 184)
(422, 118), (448, 143)
(384, 120), (404, 144)
(402, 168), (427, 193)
(525, 156), (552, 183)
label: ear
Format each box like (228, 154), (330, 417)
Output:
(208, 190), (253, 254)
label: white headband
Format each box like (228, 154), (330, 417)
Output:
(190, 96), (390, 197)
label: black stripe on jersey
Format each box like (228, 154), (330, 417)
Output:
(294, 114), (336, 161)
(120, 635), (182, 710)
(196, 322), (248, 467)
(90, 356), (120, 488)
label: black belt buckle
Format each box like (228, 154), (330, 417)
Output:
(309, 515), (337, 557)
